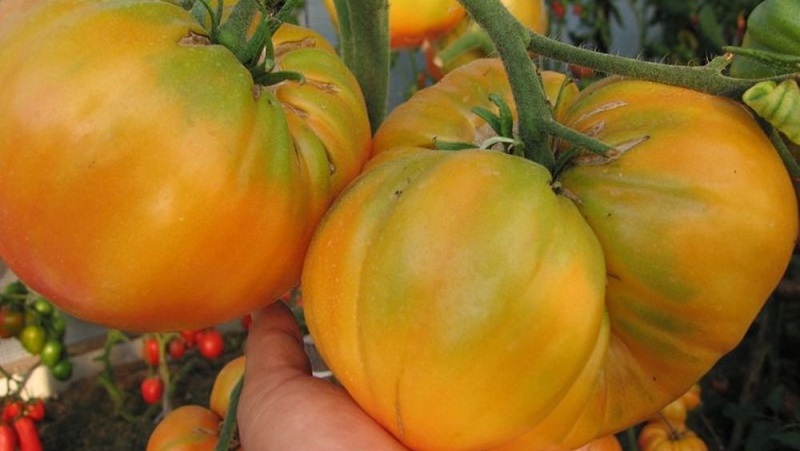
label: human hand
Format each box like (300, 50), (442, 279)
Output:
(237, 301), (408, 451)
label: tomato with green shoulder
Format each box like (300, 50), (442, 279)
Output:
(302, 59), (797, 450)
(0, 0), (371, 332)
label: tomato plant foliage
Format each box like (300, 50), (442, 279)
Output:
(0, 0), (371, 332)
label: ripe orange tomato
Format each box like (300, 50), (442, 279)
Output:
(637, 420), (708, 451)
(146, 405), (221, 451)
(209, 356), (245, 420)
(303, 59), (798, 450)
(0, 0), (370, 332)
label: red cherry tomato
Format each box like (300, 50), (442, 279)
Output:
(167, 337), (186, 360)
(2, 401), (22, 423)
(180, 330), (200, 348)
(240, 314), (252, 331)
(140, 376), (164, 405)
(12, 416), (42, 451)
(141, 336), (160, 366)
(0, 423), (18, 451)
(23, 399), (45, 422)
(197, 329), (224, 360)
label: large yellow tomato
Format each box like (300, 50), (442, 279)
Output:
(0, 0), (370, 331)
(322, 0), (466, 49)
(303, 59), (797, 450)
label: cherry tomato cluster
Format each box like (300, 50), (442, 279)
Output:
(0, 281), (72, 382)
(139, 327), (228, 405)
(0, 398), (45, 451)
(146, 356), (246, 451)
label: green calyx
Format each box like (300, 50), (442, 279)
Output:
(188, 0), (304, 86)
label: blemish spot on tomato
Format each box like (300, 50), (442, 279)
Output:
(179, 31), (211, 46)
(274, 37), (318, 57)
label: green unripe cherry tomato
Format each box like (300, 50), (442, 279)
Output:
(18, 324), (46, 355)
(49, 311), (67, 338)
(3, 280), (27, 296)
(50, 358), (73, 381)
(31, 298), (54, 317)
(40, 340), (64, 368)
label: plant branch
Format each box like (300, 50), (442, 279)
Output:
(215, 376), (244, 451)
(525, 31), (797, 99)
(458, 0), (555, 170)
(332, 0), (389, 132)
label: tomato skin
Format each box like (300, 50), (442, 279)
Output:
(729, 0), (800, 78)
(12, 416), (42, 451)
(0, 0), (371, 332)
(305, 59), (798, 450)
(572, 434), (622, 451)
(304, 149), (608, 451)
(141, 376), (165, 405)
(146, 405), (221, 451)
(209, 356), (245, 419)
(196, 329), (224, 360)
(323, 0), (466, 49)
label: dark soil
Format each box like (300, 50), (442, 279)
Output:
(38, 331), (247, 451)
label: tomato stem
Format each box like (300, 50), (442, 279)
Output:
(524, 31), (796, 99)
(332, 0), (390, 132)
(155, 333), (173, 415)
(458, 0), (555, 170)
(435, 29), (496, 69)
(214, 376), (244, 451)
(765, 123), (800, 179)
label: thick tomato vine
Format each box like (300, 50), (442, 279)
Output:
(424, 0), (549, 80)
(302, 59), (798, 450)
(323, 0), (466, 49)
(0, 0), (371, 332)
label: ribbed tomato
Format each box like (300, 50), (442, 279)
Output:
(302, 59), (797, 450)
(146, 405), (221, 451)
(637, 420), (708, 451)
(0, 0), (370, 331)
